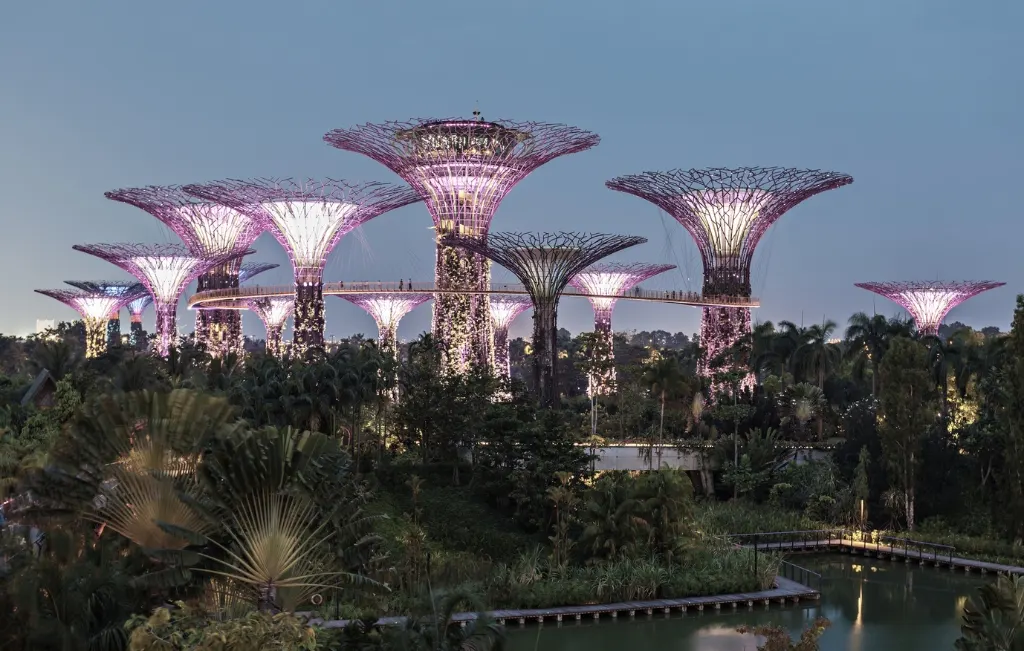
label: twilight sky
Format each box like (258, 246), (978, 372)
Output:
(1, 0), (1021, 342)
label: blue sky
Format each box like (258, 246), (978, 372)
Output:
(1, 0), (1021, 342)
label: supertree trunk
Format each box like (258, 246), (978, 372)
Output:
(493, 325), (512, 381)
(153, 301), (178, 357)
(106, 314), (121, 349)
(532, 299), (559, 408)
(293, 267), (325, 354)
(196, 263), (244, 357)
(590, 309), (615, 396)
(130, 319), (145, 348)
(83, 317), (108, 358)
(377, 322), (398, 358)
(699, 305), (754, 394)
(432, 244), (494, 374)
(265, 325), (284, 357)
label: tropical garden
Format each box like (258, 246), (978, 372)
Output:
(3, 295), (1024, 649)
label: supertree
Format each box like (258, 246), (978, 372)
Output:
(185, 178), (421, 355)
(324, 114), (600, 376)
(34, 288), (140, 358)
(238, 261), (279, 284)
(445, 232), (646, 407)
(337, 293), (432, 358)
(63, 280), (147, 348)
(126, 294), (153, 347)
(72, 243), (242, 357)
(568, 262), (676, 395)
(105, 185), (267, 358)
(606, 167), (853, 392)
(489, 295), (532, 382)
(247, 297), (295, 358)
(854, 281), (1006, 336)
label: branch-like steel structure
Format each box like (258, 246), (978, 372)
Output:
(35, 288), (140, 357)
(568, 262), (675, 394)
(854, 281), (1005, 336)
(72, 243), (242, 357)
(489, 295), (532, 382)
(606, 167), (853, 392)
(325, 116), (600, 376)
(63, 280), (147, 348)
(105, 185), (268, 357)
(185, 178), (420, 355)
(238, 261), (279, 284)
(247, 297), (295, 358)
(444, 232), (646, 407)
(125, 294), (153, 347)
(337, 293), (432, 357)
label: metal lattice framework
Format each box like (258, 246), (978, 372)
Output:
(444, 232), (646, 407)
(35, 289), (138, 357)
(105, 185), (268, 357)
(854, 281), (1006, 336)
(238, 261), (279, 284)
(607, 167), (853, 392)
(337, 293), (432, 357)
(185, 178), (420, 355)
(72, 243), (241, 357)
(247, 297), (295, 358)
(489, 295), (532, 382)
(568, 262), (675, 394)
(125, 294), (153, 347)
(325, 116), (600, 376)
(63, 280), (147, 348)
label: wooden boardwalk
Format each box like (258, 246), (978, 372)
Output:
(745, 538), (1024, 575)
(308, 575), (818, 629)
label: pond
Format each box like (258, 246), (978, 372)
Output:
(507, 554), (990, 650)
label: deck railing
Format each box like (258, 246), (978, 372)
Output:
(727, 530), (956, 565)
(778, 559), (824, 591)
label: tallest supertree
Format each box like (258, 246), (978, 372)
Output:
(324, 115), (600, 375)
(607, 167), (853, 392)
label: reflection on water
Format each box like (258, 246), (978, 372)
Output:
(507, 554), (990, 651)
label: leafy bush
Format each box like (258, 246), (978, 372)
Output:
(126, 603), (319, 650)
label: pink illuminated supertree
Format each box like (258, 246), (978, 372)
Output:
(324, 114), (600, 376)
(185, 178), (420, 355)
(607, 167), (853, 394)
(489, 295), (532, 382)
(105, 185), (267, 358)
(63, 280), (147, 348)
(337, 293), (432, 358)
(854, 281), (1006, 336)
(445, 232), (646, 407)
(35, 288), (142, 357)
(568, 262), (675, 394)
(247, 297), (295, 358)
(238, 261), (279, 284)
(72, 243), (241, 357)
(125, 294), (153, 347)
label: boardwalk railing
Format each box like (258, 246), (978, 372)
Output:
(728, 530), (956, 565)
(779, 559), (823, 591)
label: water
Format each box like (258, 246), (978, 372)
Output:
(507, 554), (990, 650)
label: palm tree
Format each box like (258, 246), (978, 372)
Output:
(780, 383), (828, 441)
(845, 312), (891, 395)
(956, 574), (1024, 650)
(924, 328), (971, 422)
(641, 356), (686, 469)
(793, 321), (841, 436)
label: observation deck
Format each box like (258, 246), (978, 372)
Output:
(187, 281), (760, 311)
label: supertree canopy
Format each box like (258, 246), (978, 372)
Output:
(324, 115), (600, 376)
(489, 295), (532, 382)
(238, 261), (279, 284)
(854, 281), (1006, 336)
(63, 280), (147, 348)
(247, 297), (295, 358)
(606, 167), (853, 392)
(126, 294), (153, 347)
(445, 232), (646, 407)
(72, 243), (241, 357)
(568, 262), (675, 395)
(337, 293), (432, 357)
(35, 288), (139, 357)
(185, 178), (421, 355)
(105, 185), (267, 358)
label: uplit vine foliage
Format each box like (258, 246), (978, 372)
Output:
(569, 262), (675, 394)
(445, 231), (646, 407)
(855, 281), (1006, 336)
(607, 167), (853, 394)
(325, 116), (599, 375)
(184, 178), (421, 356)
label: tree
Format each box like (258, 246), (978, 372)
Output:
(853, 446), (871, 528)
(993, 296), (1024, 540)
(877, 336), (936, 530)
(641, 355), (687, 469)
(845, 313), (891, 395)
(956, 574), (1024, 651)
(738, 617), (831, 651)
